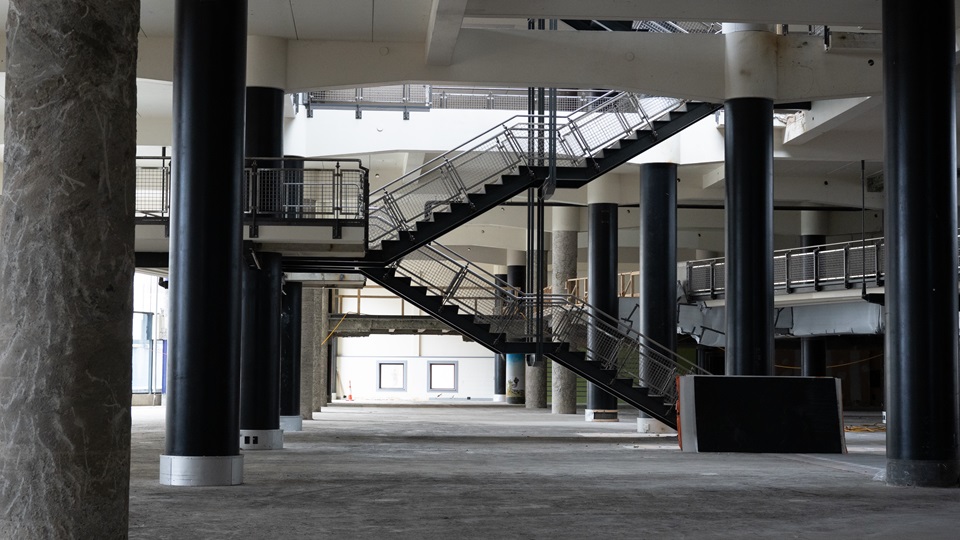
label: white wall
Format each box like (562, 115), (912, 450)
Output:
(334, 284), (496, 401)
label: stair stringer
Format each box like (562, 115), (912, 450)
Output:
(357, 266), (678, 429)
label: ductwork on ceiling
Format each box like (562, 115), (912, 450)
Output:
(678, 301), (884, 347)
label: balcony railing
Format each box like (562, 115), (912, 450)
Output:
(685, 237), (888, 299)
(135, 157), (369, 238)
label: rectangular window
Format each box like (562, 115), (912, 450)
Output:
(428, 361), (458, 392)
(378, 362), (407, 391)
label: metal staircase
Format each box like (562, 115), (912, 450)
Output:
(279, 91), (722, 425)
(364, 92), (721, 264)
(358, 243), (709, 428)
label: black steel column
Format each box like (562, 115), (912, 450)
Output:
(280, 281), (303, 431)
(162, 0), (247, 486)
(724, 97), (774, 376)
(587, 203), (620, 420)
(883, 0), (960, 487)
(638, 163), (678, 353)
(506, 264), (526, 405)
(638, 163), (677, 430)
(493, 272), (508, 401)
(245, 86), (284, 214)
(239, 252), (284, 449)
(800, 234), (827, 377)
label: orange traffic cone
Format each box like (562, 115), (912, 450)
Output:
(348, 381), (354, 401)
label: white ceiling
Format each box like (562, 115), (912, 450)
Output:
(1, 0), (957, 262)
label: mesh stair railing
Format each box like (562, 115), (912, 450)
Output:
(367, 91), (687, 251)
(390, 242), (710, 405)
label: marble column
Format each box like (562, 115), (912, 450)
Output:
(551, 206), (580, 414)
(300, 287), (316, 420)
(0, 2), (138, 535)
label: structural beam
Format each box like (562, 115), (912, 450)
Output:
(426, 0), (468, 65)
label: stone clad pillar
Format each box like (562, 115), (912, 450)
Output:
(0, 1), (139, 534)
(300, 287), (317, 419)
(551, 206), (580, 414)
(313, 288), (330, 410)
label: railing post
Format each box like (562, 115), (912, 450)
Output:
(842, 244), (851, 288)
(249, 162), (259, 238)
(875, 240), (884, 286)
(709, 260), (717, 299)
(784, 251), (792, 294)
(813, 247), (821, 291)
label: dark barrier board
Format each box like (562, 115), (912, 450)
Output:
(678, 375), (846, 453)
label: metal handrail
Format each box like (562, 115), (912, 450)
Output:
(134, 157), (370, 225)
(684, 235), (893, 298)
(367, 91), (687, 249)
(392, 242), (709, 402)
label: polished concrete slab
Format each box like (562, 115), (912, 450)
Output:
(128, 404), (958, 539)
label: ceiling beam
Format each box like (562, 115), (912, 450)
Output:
(464, 0), (898, 29)
(426, 0), (469, 66)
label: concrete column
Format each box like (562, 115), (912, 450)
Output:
(313, 288), (330, 410)
(800, 211), (829, 377)
(280, 281), (303, 432)
(0, 1), (138, 534)
(723, 24), (776, 376)
(239, 253), (284, 450)
(551, 206), (580, 414)
(586, 176), (620, 422)
(300, 288), (316, 420)
(638, 163), (678, 433)
(161, 0), (247, 487)
(883, 0), (960, 487)
(506, 252), (526, 405)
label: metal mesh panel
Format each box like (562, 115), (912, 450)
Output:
(135, 167), (169, 217)
(817, 248), (846, 284)
(391, 244), (711, 401)
(360, 85), (407, 104)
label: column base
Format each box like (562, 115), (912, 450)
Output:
(240, 429), (284, 450)
(637, 417), (676, 434)
(280, 415), (303, 432)
(506, 397), (524, 405)
(492, 394), (505, 402)
(159, 455), (243, 486)
(886, 459), (960, 487)
(585, 409), (619, 422)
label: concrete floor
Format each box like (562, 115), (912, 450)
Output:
(129, 403), (959, 539)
